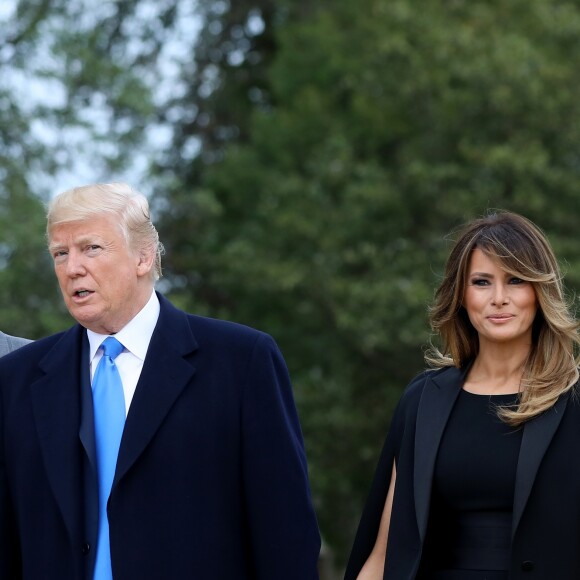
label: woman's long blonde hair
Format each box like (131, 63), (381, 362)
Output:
(428, 211), (580, 425)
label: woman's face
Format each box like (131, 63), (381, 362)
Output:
(463, 249), (537, 350)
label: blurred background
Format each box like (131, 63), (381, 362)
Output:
(2, 0), (580, 576)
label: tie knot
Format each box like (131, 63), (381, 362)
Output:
(101, 336), (124, 360)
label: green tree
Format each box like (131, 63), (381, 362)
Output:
(0, 0), (69, 337)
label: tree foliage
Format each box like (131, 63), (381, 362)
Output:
(0, 0), (69, 337)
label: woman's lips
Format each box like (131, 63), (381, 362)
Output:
(487, 314), (515, 323)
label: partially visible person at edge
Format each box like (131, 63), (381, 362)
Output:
(345, 211), (580, 580)
(0, 182), (320, 580)
(0, 331), (31, 356)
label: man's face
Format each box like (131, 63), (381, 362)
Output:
(49, 214), (153, 334)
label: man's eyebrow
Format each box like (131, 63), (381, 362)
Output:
(49, 234), (100, 251)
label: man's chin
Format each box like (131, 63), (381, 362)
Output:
(67, 305), (101, 329)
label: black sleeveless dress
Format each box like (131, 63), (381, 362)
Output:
(417, 390), (522, 579)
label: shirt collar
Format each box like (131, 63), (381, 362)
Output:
(87, 291), (160, 361)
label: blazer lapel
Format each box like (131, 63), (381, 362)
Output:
(30, 326), (86, 546)
(414, 365), (468, 543)
(113, 297), (198, 487)
(512, 392), (568, 538)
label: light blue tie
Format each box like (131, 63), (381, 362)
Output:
(93, 337), (126, 580)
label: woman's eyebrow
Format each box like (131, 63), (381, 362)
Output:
(469, 271), (493, 277)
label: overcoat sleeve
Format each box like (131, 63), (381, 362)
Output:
(241, 333), (321, 579)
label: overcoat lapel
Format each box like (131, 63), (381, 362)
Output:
(79, 335), (96, 469)
(30, 325), (86, 549)
(512, 393), (568, 538)
(113, 295), (198, 487)
(414, 366), (469, 543)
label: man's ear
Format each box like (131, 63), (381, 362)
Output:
(136, 251), (155, 277)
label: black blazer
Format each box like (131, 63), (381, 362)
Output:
(345, 366), (580, 579)
(0, 293), (320, 579)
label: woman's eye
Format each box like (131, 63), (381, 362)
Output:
(471, 279), (490, 286)
(509, 277), (525, 284)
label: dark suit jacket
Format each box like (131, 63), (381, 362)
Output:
(0, 293), (320, 579)
(345, 366), (580, 580)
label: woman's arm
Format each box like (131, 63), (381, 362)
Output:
(356, 462), (397, 579)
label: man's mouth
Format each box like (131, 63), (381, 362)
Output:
(74, 290), (92, 298)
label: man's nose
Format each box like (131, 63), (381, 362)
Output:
(65, 252), (86, 277)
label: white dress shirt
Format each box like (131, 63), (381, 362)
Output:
(87, 291), (160, 415)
